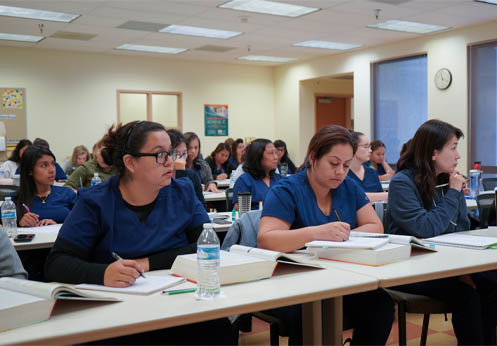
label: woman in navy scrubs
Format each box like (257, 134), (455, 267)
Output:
(15, 145), (77, 226)
(388, 119), (497, 345)
(232, 138), (281, 210)
(45, 121), (236, 345)
(258, 125), (394, 346)
(205, 142), (235, 180)
(367, 140), (394, 181)
(347, 131), (388, 202)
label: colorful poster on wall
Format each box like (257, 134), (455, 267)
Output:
(204, 104), (228, 136)
(2, 89), (24, 109)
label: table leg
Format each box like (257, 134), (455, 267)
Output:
(302, 297), (343, 346)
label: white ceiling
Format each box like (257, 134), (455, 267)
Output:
(1, 0), (497, 66)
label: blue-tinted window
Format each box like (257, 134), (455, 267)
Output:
(374, 55), (428, 164)
(470, 42), (497, 170)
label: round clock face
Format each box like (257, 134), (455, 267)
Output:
(435, 68), (452, 90)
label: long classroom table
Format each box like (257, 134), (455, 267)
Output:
(0, 267), (378, 345)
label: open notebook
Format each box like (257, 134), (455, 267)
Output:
(76, 275), (185, 295)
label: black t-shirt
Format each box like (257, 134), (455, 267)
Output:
(123, 198), (157, 223)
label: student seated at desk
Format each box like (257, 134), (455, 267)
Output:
(274, 139), (297, 175)
(184, 131), (219, 192)
(365, 140), (394, 181)
(44, 121), (236, 345)
(0, 139), (31, 178)
(388, 119), (497, 345)
(232, 139), (282, 210)
(14, 145), (77, 227)
(347, 131), (388, 202)
(0, 230), (27, 279)
(166, 129), (206, 209)
(205, 143), (235, 180)
(258, 125), (394, 346)
(229, 138), (244, 168)
(63, 144), (90, 176)
(64, 139), (115, 190)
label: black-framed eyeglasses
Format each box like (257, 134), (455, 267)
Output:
(132, 150), (175, 164)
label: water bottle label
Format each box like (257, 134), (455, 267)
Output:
(197, 246), (220, 260)
(1, 211), (16, 218)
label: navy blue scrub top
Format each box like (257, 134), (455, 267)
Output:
(262, 168), (370, 230)
(57, 175), (210, 263)
(364, 161), (386, 176)
(348, 166), (383, 193)
(232, 172), (282, 210)
(31, 185), (77, 223)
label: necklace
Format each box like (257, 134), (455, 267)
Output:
(38, 193), (50, 204)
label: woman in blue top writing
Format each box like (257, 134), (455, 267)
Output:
(45, 121), (236, 345)
(258, 125), (394, 345)
(14, 145), (77, 227)
(388, 119), (497, 345)
(347, 131), (388, 202)
(205, 142), (235, 180)
(232, 138), (281, 210)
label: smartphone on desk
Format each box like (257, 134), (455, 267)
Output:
(14, 233), (35, 242)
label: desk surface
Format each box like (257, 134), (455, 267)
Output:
(0, 267), (377, 345)
(320, 245), (497, 287)
(203, 191), (227, 202)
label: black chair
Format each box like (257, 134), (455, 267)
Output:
(482, 178), (497, 191)
(225, 188), (233, 211)
(476, 193), (495, 228)
(0, 185), (19, 201)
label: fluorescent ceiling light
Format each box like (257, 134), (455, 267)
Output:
(475, 0), (497, 4)
(238, 55), (297, 63)
(293, 40), (361, 50)
(0, 33), (44, 42)
(367, 20), (448, 34)
(159, 25), (241, 39)
(0, 5), (79, 23)
(116, 44), (186, 54)
(219, 0), (319, 17)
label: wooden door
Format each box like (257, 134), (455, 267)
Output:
(315, 95), (348, 131)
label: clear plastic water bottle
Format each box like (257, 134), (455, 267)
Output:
(1, 197), (17, 238)
(229, 171), (236, 189)
(90, 172), (101, 187)
(196, 223), (220, 300)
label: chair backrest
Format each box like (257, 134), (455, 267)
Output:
(225, 188), (233, 211)
(482, 178), (497, 191)
(221, 209), (262, 250)
(373, 201), (390, 233)
(476, 193), (495, 228)
(0, 185), (19, 202)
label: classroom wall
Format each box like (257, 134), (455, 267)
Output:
(274, 19), (497, 174)
(0, 46), (275, 161)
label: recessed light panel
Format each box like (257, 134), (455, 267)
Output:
(367, 20), (448, 34)
(116, 44), (186, 54)
(117, 21), (169, 32)
(159, 25), (241, 39)
(220, 0), (319, 17)
(293, 40), (361, 50)
(237, 55), (297, 63)
(475, 0), (497, 4)
(0, 5), (79, 22)
(0, 33), (44, 42)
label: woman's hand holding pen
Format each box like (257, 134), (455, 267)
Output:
(314, 222), (350, 242)
(449, 171), (466, 192)
(19, 212), (39, 227)
(174, 152), (187, 171)
(104, 259), (145, 288)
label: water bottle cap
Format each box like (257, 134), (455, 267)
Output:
(94, 172), (99, 177)
(4, 197), (11, 201)
(203, 223), (214, 229)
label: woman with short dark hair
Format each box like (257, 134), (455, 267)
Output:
(274, 139), (296, 174)
(366, 140), (394, 181)
(205, 143), (235, 180)
(232, 138), (281, 210)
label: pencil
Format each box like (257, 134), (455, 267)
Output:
(334, 208), (341, 222)
(111, 251), (146, 279)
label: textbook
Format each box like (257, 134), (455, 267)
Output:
(306, 233), (436, 266)
(423, 233), (497, 250)
(0, 277), (119, 332)
(76, 275), (185, 295)
(171, 245), (322, 285)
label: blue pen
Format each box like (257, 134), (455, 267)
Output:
(179, 153), (185, 159)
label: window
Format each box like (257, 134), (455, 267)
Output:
(469, 41), (497, 172)
(117, 90), (182, 129)
(373, 55), (428, 164)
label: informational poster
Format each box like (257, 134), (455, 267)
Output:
(204, 104), (228, 136)
(0, 87), (27, 160)
(2, 89), (24, 109)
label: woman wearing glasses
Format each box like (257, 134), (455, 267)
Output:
(388, 119), (497, 345)
(45, 121), (236, 345)
(347, 131), (388, 202)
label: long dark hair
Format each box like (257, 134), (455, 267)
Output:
(9, 139), (32, 163)
(243, 139), (274, 179)
(230, 138), (244, 164)
(210, 143), (230, 160)
(305, 125), (356, 169)
(166, 129), (186, 149)
(397, 119), (463, 207)
(101, 120), (166, 178)
(184, 132), (201, 168)
(14, 145), (56, 220)
(273, 139), (290, 161)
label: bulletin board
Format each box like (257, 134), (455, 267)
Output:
(0, 88), (27, 161)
